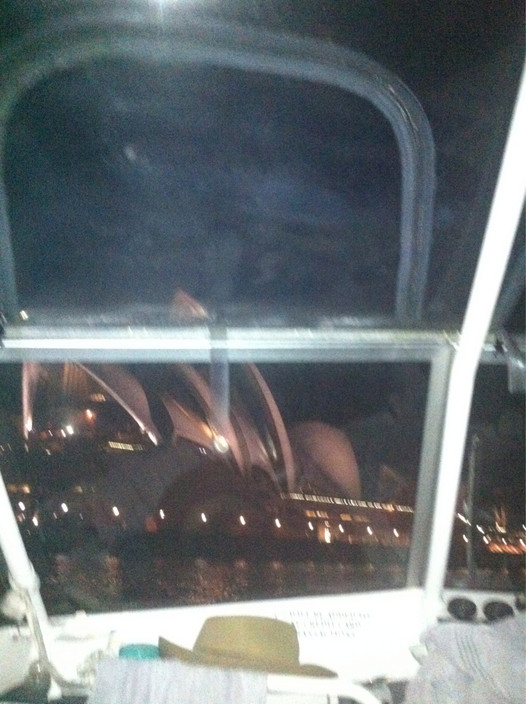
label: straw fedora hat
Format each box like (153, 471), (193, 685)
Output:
(159, 615), (336, 677)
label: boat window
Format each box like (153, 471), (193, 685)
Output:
(1, 360), (431, 613)
(2, 357), (522, 614)
(0, 1), (523, 623)
(5, 59), (400, 323)
(446, 363), (525, 592)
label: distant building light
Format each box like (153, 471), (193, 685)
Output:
(307, 521), (314, 531)
(25, 418), (33, 433)
(65, 425), (74, 435)
(85, 409), (95, 421)
(366, 526), (373, 536)
(61, 503), (68, 513)
(201, 513), (207, 523)
(159, 509), (165, 520)
(274, 518), (282, 528)
(7, 484), (31, 494)
(324, 527), (331, 544)
(393, 528), (400, 538)
(18, 501), (26, 511)
(32, 516), (39, 527)
(476, 525), (485, 534)
(112, 506), (120, 517)
(338, 524), (344, 533)
(462, 534), (468, 543)
(20, 310), (29, 321)
(213, 435), (230, 454)
(89, 393), (106, 402)
(239, 515), (246, 526)
(107, 441), (142, 451)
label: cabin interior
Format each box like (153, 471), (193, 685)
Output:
(0, 3), (524, 703)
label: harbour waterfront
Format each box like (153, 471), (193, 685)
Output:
(34, 530), (523, 616)
(43, 547), (409, 614)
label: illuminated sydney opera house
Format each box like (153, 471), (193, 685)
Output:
(2, 361), (522, 574)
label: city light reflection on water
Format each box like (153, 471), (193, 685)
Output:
(44, 550), (407, 614)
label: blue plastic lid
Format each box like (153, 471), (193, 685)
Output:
(119, 643), (160, 659)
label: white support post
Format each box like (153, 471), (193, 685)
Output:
(0, 471), (50, 629)
(423, 66), (526, 623)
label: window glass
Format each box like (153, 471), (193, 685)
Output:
(1, 360), (428, 614)
(6, 60), (399, 321)
(446, 363), (525, 592)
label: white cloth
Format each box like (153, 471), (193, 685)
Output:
(87, 657), (268, 704)
(404, 613), (525, 704)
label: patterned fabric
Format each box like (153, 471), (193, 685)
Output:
(404, 614), (525, 704)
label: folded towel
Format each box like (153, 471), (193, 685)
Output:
(404, 613), (525, 704)
(87, 657), (268, 704)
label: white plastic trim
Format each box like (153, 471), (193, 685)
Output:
(423, 65), (526, 623)
(267, 674), (383, 704)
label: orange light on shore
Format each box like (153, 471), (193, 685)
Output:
(486, 543), (526, 555)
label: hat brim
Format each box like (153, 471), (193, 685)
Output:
(159, 637), (336, 678)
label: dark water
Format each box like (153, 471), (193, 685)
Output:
(42, 549), (409, 615)
(38, 535), (524, 616)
